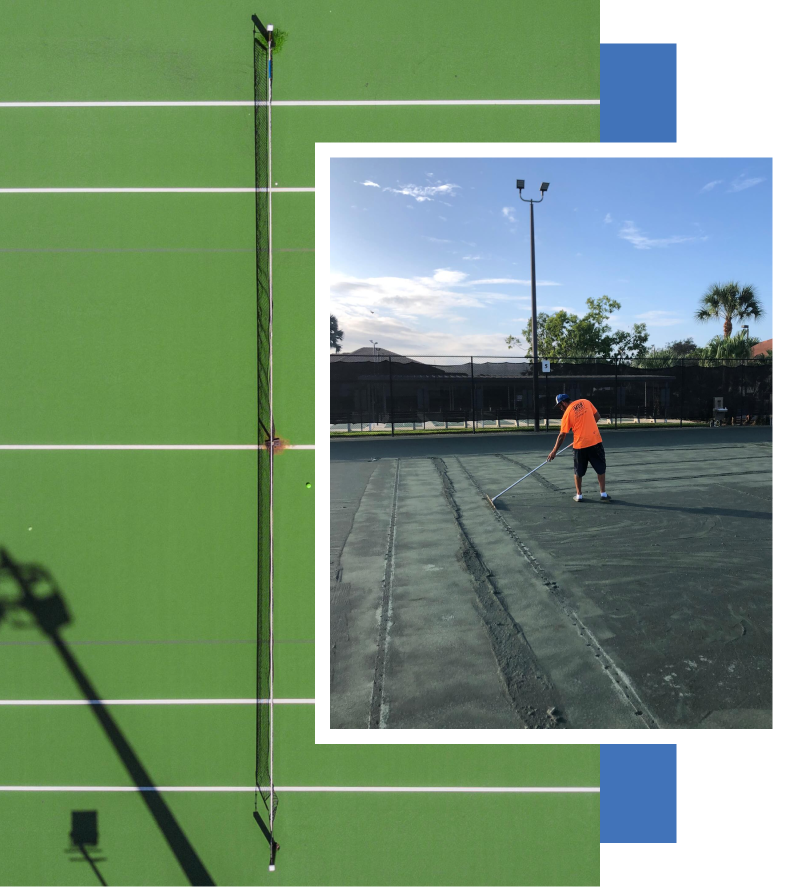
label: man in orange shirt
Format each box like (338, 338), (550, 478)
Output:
(546, 393), (610, 501)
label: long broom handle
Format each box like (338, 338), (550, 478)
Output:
(490, 443), (573, 504)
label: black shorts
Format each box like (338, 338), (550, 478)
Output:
(573, 442), (606, 477)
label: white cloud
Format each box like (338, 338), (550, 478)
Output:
(334, 313), (519, 356)
(384, 182), (461, 202)
(438, 215), (447, 221)
(503, 306), (576, 320)
(618, 220), (707, 249)
(604, 213), (613, 224)
(330, 266), (563, 328)
(424, 236), (452, 243)
(502, 207), (517, 223)
(360, 180), (380, 188)
(431, 268), (468, 285)
(330, 266), (565, 353)
(458, 277), (561, 287)
(634, 310), (684, 327)
(462, 255), (482, 261)
(331, 270), (481, 324)
(728, 174), (766, 192)
(700, 180), (723, 192)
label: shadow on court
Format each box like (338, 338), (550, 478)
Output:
(68, 810), (108, 886)
(0, 548), (215, 887)
(580, 498), (771, 521)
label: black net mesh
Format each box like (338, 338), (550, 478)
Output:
(330, 355), (772, 431)
(253, 26), (277, 826)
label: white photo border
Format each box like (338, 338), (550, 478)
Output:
(315, 142), (788, 745)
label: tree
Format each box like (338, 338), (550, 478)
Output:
(664, 337), (698, 356)
(695, 281), (764, 339)
(638, 338), (702, 367)
(699, 329), (765, 364)
(330, 314), (344, 353)
(506, 296), (650, 359)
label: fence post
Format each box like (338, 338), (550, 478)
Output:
(614, 357), (618, 430)
(470, 356), (476, 434)
(388, 356), (395, 437)
(679, 359), (684, 428)
(545, 367), (549, 431)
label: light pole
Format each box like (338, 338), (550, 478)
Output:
(517, 180), (549, 432)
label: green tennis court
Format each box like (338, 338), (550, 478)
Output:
(1, 3), (600, 884)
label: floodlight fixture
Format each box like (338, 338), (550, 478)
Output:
(540, 182), (550, 193)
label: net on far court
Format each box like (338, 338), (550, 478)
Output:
(252, 14), (278, 862)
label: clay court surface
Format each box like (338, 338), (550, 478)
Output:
(331, 426), (772, 730)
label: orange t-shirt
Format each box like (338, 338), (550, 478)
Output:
(560, 399), (602, 449)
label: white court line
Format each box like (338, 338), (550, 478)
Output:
(0, 188), (313, 194)
(0, 99), (599, 108)
(0, 698), (314, 706)
(0, 444), (315, 450)
(0, 785), (599, 793)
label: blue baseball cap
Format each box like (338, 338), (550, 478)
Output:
(555, 393), (570, 405)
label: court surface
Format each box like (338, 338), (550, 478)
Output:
(331, 427), (772, 730)
(1, 2), (601, 885)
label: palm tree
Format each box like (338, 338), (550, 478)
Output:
(330, 314), (344, 353)
(699, 329), (763, 366)
(695, 281), (764, 338)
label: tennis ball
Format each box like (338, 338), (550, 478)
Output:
(306, 482), (312, 489)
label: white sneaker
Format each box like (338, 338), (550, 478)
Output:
(573, 494), (583, 501)
(600, 492), (611, 500)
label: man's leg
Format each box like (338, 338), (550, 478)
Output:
(575, 474), (582, 495)
(597, 473), (606, 493)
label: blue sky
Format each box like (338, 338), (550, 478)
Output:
(329, 157), (772, 355)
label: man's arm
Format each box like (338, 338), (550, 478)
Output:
(593, 410), (601, 422)
(547, 431), (567, 461)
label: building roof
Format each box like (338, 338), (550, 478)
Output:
(330, 347), (427, 365)
(751, 338), (772, 357)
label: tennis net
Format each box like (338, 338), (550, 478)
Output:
(253, 15), (278, 850)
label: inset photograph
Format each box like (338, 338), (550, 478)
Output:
(329, 156), (772, 730)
